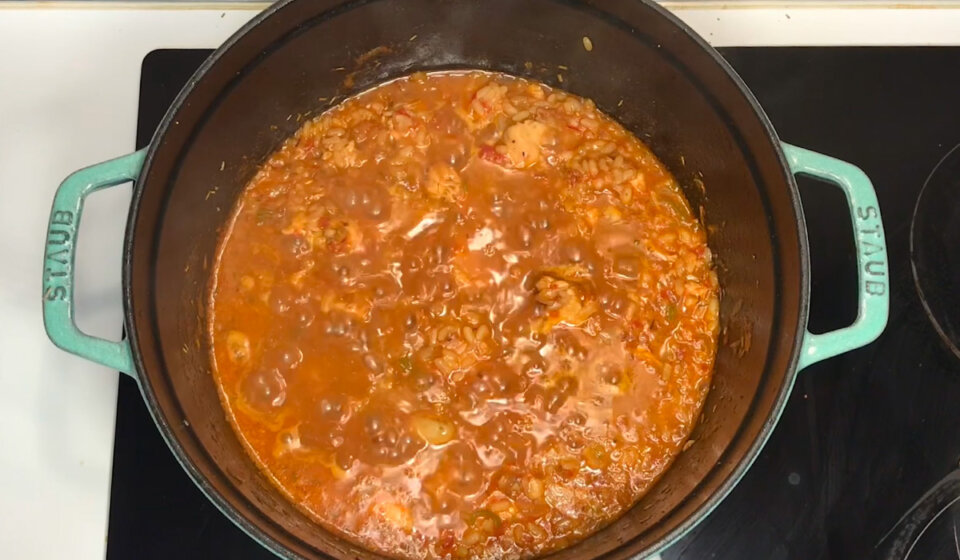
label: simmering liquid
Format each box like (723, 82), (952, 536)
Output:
(209, 71), (719, 559)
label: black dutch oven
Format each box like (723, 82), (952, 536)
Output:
(42, 1), (890, 558)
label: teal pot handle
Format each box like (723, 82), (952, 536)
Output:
(42, 150), (146, 377)
(782, 143), (889, 370)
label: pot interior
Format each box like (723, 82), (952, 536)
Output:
(126, 0), (805, 557)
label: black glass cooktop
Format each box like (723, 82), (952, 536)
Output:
(107, 48), (960, 559)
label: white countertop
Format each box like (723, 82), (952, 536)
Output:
(2, 2), (959, 558)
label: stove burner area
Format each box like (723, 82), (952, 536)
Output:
(874, 465), (960, 560)
(911, 143), (960, 361)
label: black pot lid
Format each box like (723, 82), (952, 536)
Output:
(910, 142), (960, 361)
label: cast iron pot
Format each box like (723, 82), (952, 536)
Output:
(42, 1), (890, 558)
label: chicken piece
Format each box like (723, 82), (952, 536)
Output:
(501, 120), (549, 169)
(283, 211), (361, 254)
(319, 218), (361, 253)
(458, 82), (508, 130)
(534, 275), (597, 331)
(425, 163), (463, 202)
(389, 108), (419, 141)
(282, 210), (313, 236)
(319, 291), (372, 322)
(373, 502), (414, 533)
(540, 263), (591, 283)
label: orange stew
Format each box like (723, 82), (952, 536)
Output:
(209, 71), (719, 560)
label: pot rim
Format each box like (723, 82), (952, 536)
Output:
(122, 0), (811, 558)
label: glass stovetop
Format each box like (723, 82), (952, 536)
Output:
(106, 47), (960, 559)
